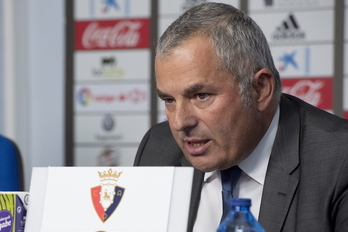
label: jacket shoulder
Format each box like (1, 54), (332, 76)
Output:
(134, 121), (187, 166)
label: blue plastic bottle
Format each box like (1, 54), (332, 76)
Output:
(217, 198), (265, 232)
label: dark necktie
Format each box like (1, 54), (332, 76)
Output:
(220, 166), (242, 222)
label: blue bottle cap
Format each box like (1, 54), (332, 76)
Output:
(230, 198), (251, 207)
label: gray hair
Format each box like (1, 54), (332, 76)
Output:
(156, 2), (281, 108)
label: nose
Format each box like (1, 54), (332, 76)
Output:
(168, 101), (197, 132)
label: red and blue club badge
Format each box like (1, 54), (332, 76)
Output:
(91, 168), (125, 222)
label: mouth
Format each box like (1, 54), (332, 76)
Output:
(188, 141), (208, 147)
(185, 139), (211, 155)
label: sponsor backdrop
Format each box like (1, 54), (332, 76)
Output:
(72, 0), (152, 166)
(250, 1), (335, 112)
(68, 0), (346, 166)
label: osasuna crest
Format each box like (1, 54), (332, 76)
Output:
(91, 168), (125, 222)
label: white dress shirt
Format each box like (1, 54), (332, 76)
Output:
(193, 106), (279, 232)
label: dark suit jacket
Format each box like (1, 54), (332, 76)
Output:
(134, 94), (348, 232)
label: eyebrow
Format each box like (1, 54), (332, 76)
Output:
(157, 89), (170, 99)
(184, 83), (205, 95)
(157, 83), (206, 99)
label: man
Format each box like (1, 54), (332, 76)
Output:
(0, 135), (23, 191)
(134, 3), (348, 232)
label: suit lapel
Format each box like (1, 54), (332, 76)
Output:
(187, 169), (204, 232)
(259, 95), (300, 232)
(179, 155), (205, 232)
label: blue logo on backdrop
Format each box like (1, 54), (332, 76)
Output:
(89, 0), (130, 17)
(278, 50), (298, 71)
(277, 47), (310, 75)
(102, 0), (120, 12)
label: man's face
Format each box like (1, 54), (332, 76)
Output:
(156, 36), (262, 172)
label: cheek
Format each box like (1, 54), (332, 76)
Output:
(211, 107), (251, 143)
(169, 126), (183, 145)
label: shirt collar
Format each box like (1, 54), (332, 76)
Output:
(238, 106), (280, 185)
(204, 170), (217, 183)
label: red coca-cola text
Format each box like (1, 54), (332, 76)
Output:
(75, 19), (150, 50)
(282, 77), (332, 110)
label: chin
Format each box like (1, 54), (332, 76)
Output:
(191, 162), (217, 172)
(185, 154), (218, 172)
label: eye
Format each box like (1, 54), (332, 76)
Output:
(197, 93), (207, 100)
(163, 98), (174, 104)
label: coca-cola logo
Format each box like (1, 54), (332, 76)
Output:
(75, 19), (150, 50)
(83, 21), (141, 49)
(282, 80), (323, 107)
(282, 78), (333, 110)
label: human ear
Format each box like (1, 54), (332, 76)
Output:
(252, 68), (275, 112)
